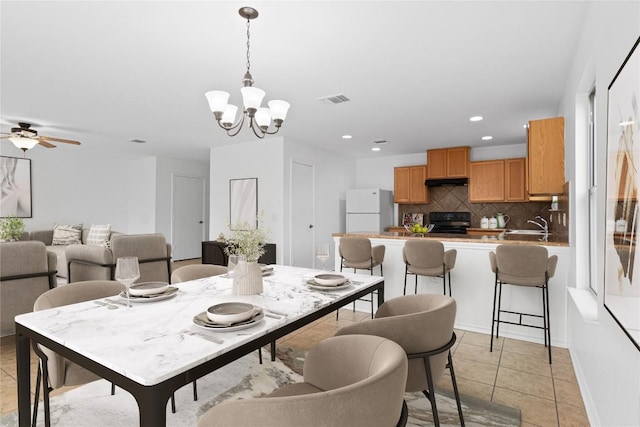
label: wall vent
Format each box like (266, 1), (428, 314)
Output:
(317, 94), (350, 105)
(373, 139), (388, 145)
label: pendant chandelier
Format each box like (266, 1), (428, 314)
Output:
(205, 7), (290, 139)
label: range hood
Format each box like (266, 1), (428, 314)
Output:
(424, 177), (468, 187)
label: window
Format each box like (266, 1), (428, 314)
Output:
(588, 87), (597, 293)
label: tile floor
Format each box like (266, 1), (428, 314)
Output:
(0, 259), (590, 426)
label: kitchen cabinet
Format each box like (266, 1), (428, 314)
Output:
(469, 158), (527, 203)
(528, 117), (565, 195)
(426, 146), (469, 178)
(505, 158), (527, 201)
(394, 165), (429, 203)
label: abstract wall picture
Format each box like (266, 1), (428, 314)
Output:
(604, 36), (640, 351)
(0, 156), (32, 218)
(229, 178), (258, 230)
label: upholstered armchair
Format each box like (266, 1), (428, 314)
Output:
(66, 233), (172, 283)
(0, 241), (57, 336)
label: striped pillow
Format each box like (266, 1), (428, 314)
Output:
(52, 223), (83, 245)
(87, 224), (112, 247)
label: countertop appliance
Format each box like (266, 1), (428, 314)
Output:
(346, 188), (394, 233)
(428, 211), (471, 234)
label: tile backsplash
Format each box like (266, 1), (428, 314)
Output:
(397, 185), (567, 233)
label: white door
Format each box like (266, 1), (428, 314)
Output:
(172, 175), (205, 260)
(291, 161), (314, 268)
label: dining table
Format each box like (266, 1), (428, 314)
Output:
(15, 265), (385, 427)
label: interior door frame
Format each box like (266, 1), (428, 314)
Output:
(171, 173), (207, 260)
(289, 159), (316, 268)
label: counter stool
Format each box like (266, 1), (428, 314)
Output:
(489, 244), (558, 363)
(338, 237), (385, 319)
(402, 240), (457, 296)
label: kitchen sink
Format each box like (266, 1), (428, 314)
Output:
(504, 229), (551, 235)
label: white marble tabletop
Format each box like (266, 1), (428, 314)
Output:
(15, 265), (382, 386)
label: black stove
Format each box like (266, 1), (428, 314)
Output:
(429, 212), (471, 234)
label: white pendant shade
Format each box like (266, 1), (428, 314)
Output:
(205, 91), (230, 113)
(240, 87), (265, 110)
(255, 108), (272, 128)
(221, 104), (238, 126)
(9, 137), (39, 150)
(268, 100), (290, 121)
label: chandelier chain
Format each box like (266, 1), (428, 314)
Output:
(245, 18), (251, 72)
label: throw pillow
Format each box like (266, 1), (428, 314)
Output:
(86, 224), (112, 247)
(51, 223), (83, 245)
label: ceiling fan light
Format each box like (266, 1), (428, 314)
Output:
(221, 104), (238, 127)
(268, 100), (290, 122)
(9, 137), (38, 151)
(241, 86), (265, 110)
(205, 91), (230, 114)
(255, 107), (272, 128)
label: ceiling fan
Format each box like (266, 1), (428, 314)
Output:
(0, 122), (81, 152)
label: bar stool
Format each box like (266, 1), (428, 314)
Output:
(489, 244), (558, 363)
(402, 240), (457, 296)
(338, 237), (385, 318)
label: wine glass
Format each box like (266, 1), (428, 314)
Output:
(315, 242), (330, 270)
(115, 257), (140, 308)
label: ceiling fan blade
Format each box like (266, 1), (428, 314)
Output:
(38, 140), (57, 148)
(39, 135), (81, 145)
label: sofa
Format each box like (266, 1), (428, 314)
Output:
(0, 241), (57, 336)
(29, 228), (122, 281)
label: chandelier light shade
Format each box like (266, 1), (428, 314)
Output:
(205, 7), (290, 139)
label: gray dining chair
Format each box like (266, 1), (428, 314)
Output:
(32, 280), (123, 427)
(335, 294), (464, 427)
(402, 240), (457, 296)
(489, 244), (557, 363)
(338, 237), (385, 318)
(197, 334), (409, 427)
(171, 264), (228, 283)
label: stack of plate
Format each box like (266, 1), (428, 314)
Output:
(193, 302), (264, 331)
(307, 274), (350, 291)
(122, 282), (178, 302)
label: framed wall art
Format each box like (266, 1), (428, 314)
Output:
(604, 36), (640, 351)
(0, 155), (32, 218)
(229, 177), (257, 229)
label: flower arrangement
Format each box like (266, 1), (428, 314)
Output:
(225, 215), (270, 263)
(0, 215), (25, 241)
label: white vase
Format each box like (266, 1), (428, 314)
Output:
(233, 261), (263, 295)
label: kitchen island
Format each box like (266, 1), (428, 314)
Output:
(332, 232), (570, 347)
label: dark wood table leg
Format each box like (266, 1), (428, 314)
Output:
(16, 331), (31, 427)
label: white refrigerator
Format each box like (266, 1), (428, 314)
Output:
(345, 188), (394, 233)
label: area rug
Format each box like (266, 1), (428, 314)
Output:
(1, 347), (520, 427)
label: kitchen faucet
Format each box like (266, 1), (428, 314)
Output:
(527, 216), (548, 233)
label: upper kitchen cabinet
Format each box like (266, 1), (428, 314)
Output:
(528, 117), (565, 195)
(426, 146), (470, 179)
(469, 158), (527, 203)
(394, 165), (429, 204)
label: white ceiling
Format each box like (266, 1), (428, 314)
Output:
(0, 1), (588, 162)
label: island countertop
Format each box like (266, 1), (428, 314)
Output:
(332, 231), (569, 247)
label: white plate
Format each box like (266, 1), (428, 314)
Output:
(119, 286), (178, 302)
(306, 279), (351, 291)
(193, 310), (265, 332)
(129, 281), (169, 296)
(207, 302), (256, 323)
(313, 273), (346, 286)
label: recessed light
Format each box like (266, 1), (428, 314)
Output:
(481, 136), (493, 141)
(342, 135), (352, 139)
(469, 116), (483, 122)
(371, 147), (381, 152)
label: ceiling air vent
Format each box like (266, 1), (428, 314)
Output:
(373, 139), (388, 145)
(317, 93), (350, 105)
